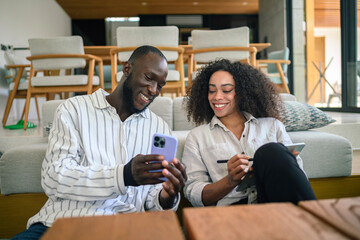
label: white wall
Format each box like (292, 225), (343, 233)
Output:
(0, 0), (71, 124)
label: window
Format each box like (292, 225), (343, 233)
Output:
(305, 0), (359, 112)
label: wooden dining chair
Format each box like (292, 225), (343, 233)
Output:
(110, 26), (185, 97)
(257, 47), (291, 94)
(1, 48), (44, 127)
(187, 27), (257, 88)
(23, 36), (104, 130)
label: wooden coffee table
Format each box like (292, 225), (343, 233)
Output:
(41, 210), (184, 240)
(183, 202), (353, 240)
(299, 197), (360, 239)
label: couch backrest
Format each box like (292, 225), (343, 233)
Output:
(41, 95), (296, 132)
(148, 96), (196, 131)
(280, 93), (296, 101)
(148, 97), (173, 129)
(42, 100), (65, 127)
(41, 97), (177, 130)
(172, 97), (196, 131)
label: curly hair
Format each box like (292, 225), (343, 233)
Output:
(185, 59), (283, 125)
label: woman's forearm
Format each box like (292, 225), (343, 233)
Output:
(201, 176), (237, 206)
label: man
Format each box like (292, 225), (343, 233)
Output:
(13, 45), (187, 239)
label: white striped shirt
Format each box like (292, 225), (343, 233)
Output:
(28, 89), (177, 228)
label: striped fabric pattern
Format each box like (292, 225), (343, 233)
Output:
(28, 89), (175, 228)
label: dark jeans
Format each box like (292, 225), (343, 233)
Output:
(253, 142), (316, 204)
(12, 222), (48, 240)
(233, 142), (316, 205)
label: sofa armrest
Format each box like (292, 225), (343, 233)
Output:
(0, 143), (47, 195)
(288, 130), (352, 178)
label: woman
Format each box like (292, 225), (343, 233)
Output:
(182, 59), (315, 207)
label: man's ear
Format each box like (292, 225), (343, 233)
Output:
(123, 62), (132, 76)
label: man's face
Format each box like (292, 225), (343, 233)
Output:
(123, 52), (168, 114)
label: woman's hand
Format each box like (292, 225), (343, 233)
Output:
(227, 154), (251, 188)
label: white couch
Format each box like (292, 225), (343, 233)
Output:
(0, 95), (353, 195)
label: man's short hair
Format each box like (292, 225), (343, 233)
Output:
(128, 45), (167, 65)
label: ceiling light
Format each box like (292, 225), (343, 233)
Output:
(105, 17), (139, 22)
(128, 17), (140, 22)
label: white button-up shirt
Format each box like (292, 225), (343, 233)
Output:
(28, 89), (178, 228)
(182, 112), (305, 207)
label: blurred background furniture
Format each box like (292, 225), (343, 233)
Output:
(1, 46), (43, 127)
(187, 27), (257, 88)
(23, 36), (104, 129)
(327, 60), (360, 107)
(84, 46), (118, 93)
(308, 57), (334, 104)
(257, 47), (291, 94)
(111, 26), (185, 97)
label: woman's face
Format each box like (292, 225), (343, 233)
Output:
(208, 70), (238, 119)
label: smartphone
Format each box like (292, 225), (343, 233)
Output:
(285, 142), (306, 155)
(150, 133), (178, 181)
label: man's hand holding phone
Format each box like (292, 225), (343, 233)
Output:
(125, 154), (165, 186)
(149, 133), (187, 209)
(149, 134), (178, 181)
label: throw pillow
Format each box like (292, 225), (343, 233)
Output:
(280, 101), (335, 131)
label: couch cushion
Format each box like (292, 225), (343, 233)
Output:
(279, 93), (296, 101)
(288, 131), (352, 178)
(42, 100), (65, 127)
(173, 97), (196, 131)
(172, 130), (190, 160)
(0, 143), (47, 195)
(148, 96), (173, 129)
(280, 101), (335, 131)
